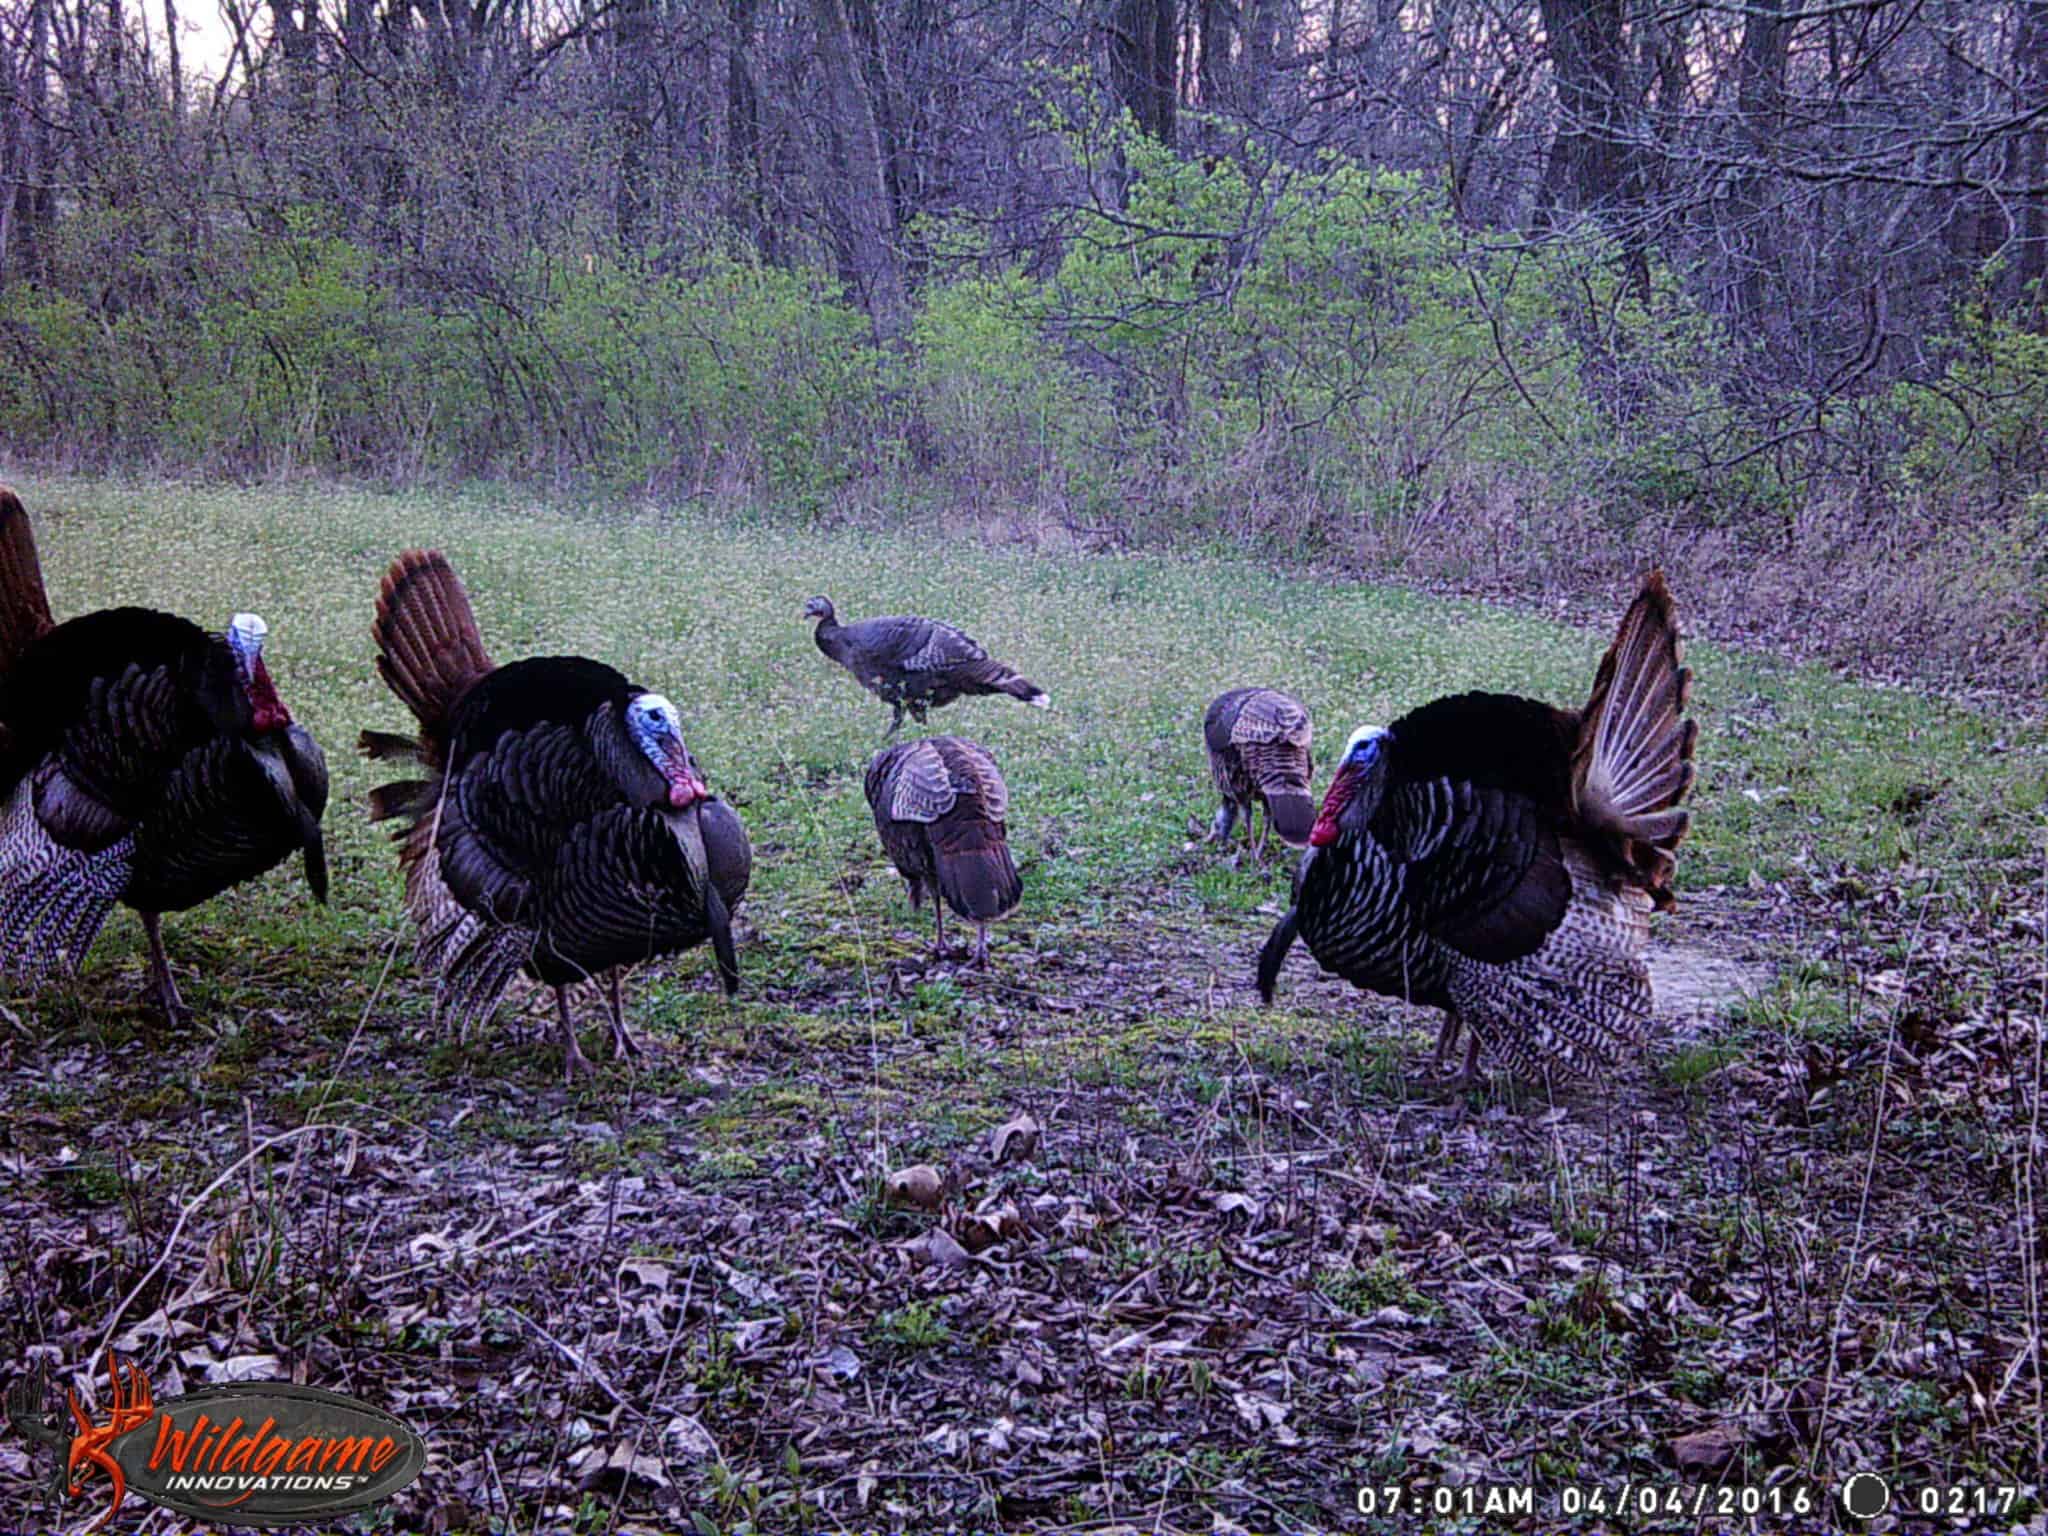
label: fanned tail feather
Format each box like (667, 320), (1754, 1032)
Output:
(368, 780), (436, 824)
(1572, 571), (1698, 907)
(359, 729), (428, 765)
(0, 488), (54, 676)
(371, 549), (494, 736)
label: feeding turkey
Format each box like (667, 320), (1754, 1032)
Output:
(1257, 573), (1697, 1085)
(803, 596), (1048, 738)
(865, 735), (1022, 967)
(362, 549), (751, 1079)
(1203, 687), (1315, 862)
(0, 487), (330, 1020)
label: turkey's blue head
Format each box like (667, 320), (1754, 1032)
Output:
(627, 692), (708, 809)
(226, 612), (291, 734)
(1309, 725), (1389, 847)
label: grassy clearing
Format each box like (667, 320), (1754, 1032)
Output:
(0, 473), (2042, 1533)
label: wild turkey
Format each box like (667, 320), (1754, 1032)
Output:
(865, 735), (1021, 966)
(1257, 573), (1697, 1083)
(0, 487), (328, 1019)
(803, 596), (1048, 737)
(1204, 687), (1315, 859)
(362, 549), (751, 1079)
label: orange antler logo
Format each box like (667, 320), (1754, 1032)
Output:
(64, 1352), (155, 1532)
(10, 1351), (427, 1528)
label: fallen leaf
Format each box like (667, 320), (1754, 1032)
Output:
(661, 1415), (718, 1462)
(203, 1354), (284, 1383)
(899, 1228), (972, 1268)
(811, 1344), (861, 1380)
(990, 1112), (1041, 1164)
(1670, 1423), (1746, 1475)
(886, 1164), (946, 1210)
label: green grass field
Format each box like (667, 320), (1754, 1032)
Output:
(2, 474), (2042, 1533)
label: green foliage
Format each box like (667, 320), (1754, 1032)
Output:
(918, 119), (1750, 545)
(3, 126), (2040, 561)
(0, 213), (888, 497)
(1892, 276), (2048, 501)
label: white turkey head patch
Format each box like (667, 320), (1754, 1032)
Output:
(626, 693), (707, 808)
(1310, 725), (1389, 847)
(226, 612), (291, 734)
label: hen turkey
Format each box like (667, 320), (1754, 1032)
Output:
(1204, 687), (1314, 859)
(866, 735), (1021, 966)
(0, 487), (329, 1019)
(1257, 573), (1696, 1083)
(363, 550), (750, 1078)
(804, 596), (1048, 737)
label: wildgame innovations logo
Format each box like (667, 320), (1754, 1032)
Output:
(7, 1352), (428, 1531)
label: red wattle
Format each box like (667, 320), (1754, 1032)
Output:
(246, 659), (291, 733)
(1309, 765), (1357, 847)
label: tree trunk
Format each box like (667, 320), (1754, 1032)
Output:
(1105, 0), (1176, 143)
(725, 0), (771, 258)
(809, 0), (909, 342)
(613, 0), (652, 247)
(2015, 0), (2048, 317)
(2, 0), (54, 277)
(1729, 0), (1788, 330)
(1534, 0), (1645, 290)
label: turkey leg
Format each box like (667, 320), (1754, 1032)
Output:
(140, 912), (190, 1025)
(604, 971), (643, 1059)
(554, 986), (596, 1081)
(1432, 1011), (1462, 1075)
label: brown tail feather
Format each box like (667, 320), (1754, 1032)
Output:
(372, 549), (494, 735)
(359, 728), (428, 765)
(930, 817), (1022, 922)
(0, 488), (55, 674)
(965, 658), (1050, 709)
(1571, 571), (1697, 908)
(368, 780), (437, 823)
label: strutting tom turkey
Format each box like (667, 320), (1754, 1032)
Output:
(803, 597), (1048, 738)
(1257, 573), (1697, 1084)
(1204, 687), (1315, 860)
(362, 550), (751, 1079)
(865, 735), (1022, 966)
(0, 487), (329, 1019)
